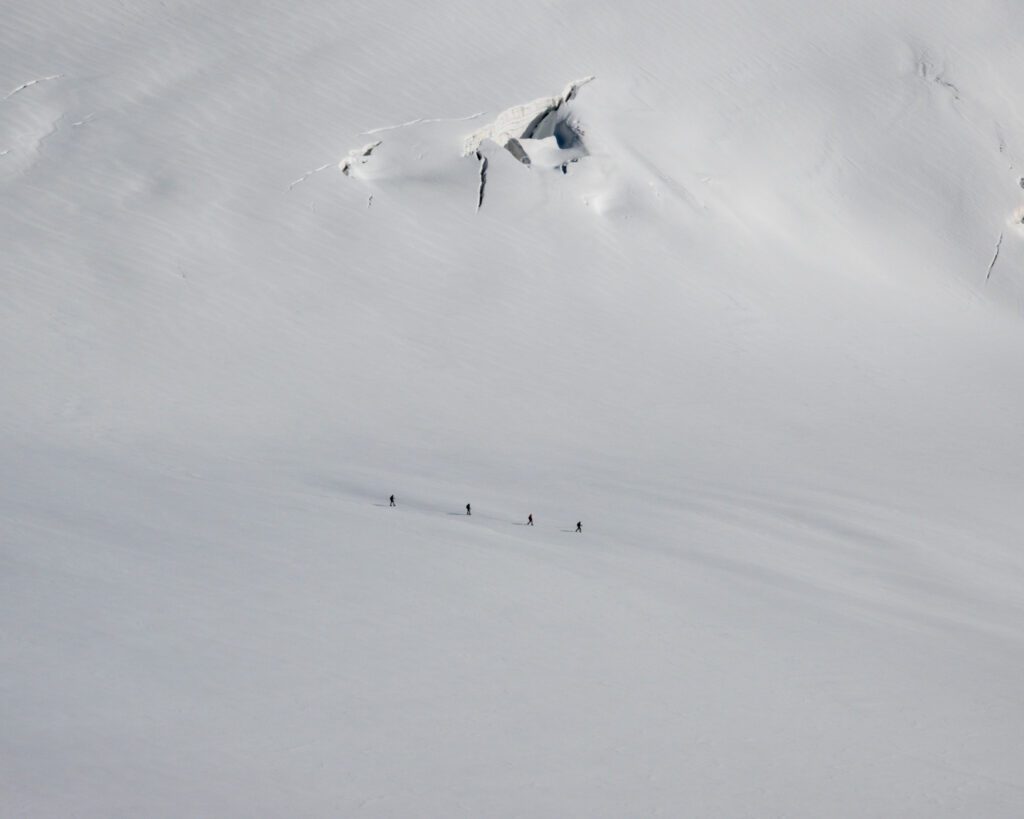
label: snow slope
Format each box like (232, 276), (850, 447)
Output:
(3, 1), (1024, 816)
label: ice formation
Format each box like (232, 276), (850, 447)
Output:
(339, 140), (382, 175)
(462, 76), (594, 164)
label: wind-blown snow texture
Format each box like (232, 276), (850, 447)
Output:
(3, 1), (1024, 816)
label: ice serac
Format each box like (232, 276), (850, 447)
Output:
(462, 76), (595, 163)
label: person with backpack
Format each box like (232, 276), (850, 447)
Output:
(527, 514), (534, 526)
(576, 521), (582, 533)
(389, 494), (396, 507)
(466, 503), (472, 516)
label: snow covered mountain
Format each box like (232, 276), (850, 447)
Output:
(3, 1), (1024, 816)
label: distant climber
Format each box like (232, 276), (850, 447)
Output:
(466, 503), (472, 516)
(576, 521), (582, 533)
(527, 514), (534, 526)
(389, 494), (396, 507)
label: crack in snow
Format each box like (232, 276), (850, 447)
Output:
(5, 74), (63, 100)
(360, 111), (486, 136)
(288, 163), (333, 190)
(985, 232), (1003, 282)
(934, 76), (961, 100)
(36, 114), (66, 153)
(917, 57), (961, 101)
(475, 151), (488, 211)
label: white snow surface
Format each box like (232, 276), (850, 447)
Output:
(3, 1), (1024, 816)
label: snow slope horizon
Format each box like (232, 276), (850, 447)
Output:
(3, 0), (1024, 815)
